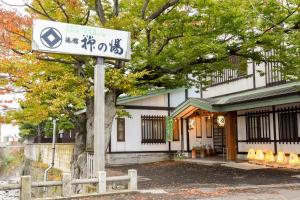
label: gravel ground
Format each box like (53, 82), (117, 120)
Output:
(0, 181), (19, 200)
(81, 186), (300, 200)
(108, 160), (300, 189)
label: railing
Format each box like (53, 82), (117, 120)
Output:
(87, 152), (94, 178)
(0, 169), (137, 200)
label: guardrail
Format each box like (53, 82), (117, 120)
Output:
(0, 169), (137, 200)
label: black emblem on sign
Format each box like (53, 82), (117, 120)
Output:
(40, 27), (62, 49)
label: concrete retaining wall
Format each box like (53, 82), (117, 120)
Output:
(106, 152), (173, 165)
(24, 143), (74, 172)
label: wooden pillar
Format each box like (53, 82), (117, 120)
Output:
(225, 112), (237, 160)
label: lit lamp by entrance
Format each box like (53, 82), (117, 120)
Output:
(288, 153), (300, 165)
(255, 150), (265, 161)
(264, 150), (275, 162)
(217, 115), (225, 127)
(276, 151), (287, 164)
(247, 149), (256, 160)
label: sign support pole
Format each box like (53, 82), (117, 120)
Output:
(94, 57), (105, 174)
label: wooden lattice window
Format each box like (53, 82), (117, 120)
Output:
(141, 115), (166, 143)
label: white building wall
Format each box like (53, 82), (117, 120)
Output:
(237, 103), (300, 155)
(170, 89), (186, 107)
(203, 77), (253, 98)
(124, 95), (167, 107)
(254, 62), (266, 88)
(111, 109), (183, 152)
(0, 124), (20, 143)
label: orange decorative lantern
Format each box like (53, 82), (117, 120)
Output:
(265, 150), (275, 162)
(255, 150), (265, 161)
(247, 149), (256, 160)
(276, 151), (287, 164)
(288, 153), (300, 165)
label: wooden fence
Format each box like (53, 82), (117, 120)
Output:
(0, 169), (137, 200)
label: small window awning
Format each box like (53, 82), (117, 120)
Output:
(172, 82), (300, 118)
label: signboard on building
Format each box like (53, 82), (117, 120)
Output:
(32, 19), (131, 60)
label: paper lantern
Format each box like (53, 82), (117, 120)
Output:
(265, 150), (275, 162)
(247, 149), (256, 160)
(276, 151), (287, 164)
(255, 149), (265, 161)
(288, 153), (300, 165)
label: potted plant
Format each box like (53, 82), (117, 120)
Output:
(192, 146), (200, 159)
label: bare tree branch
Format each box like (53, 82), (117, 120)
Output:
(156, 34), (183, 55)
(54, 0), (70, 23)
(4, 28), (31, 43)
(147, 0), (180, 21)
(95, 0), (106, 25)
(24, 2), (56, 21)
(81, 10), (90, 25)
(260, 4), (299, 36)
(36, 0), (56, 21)
(113, 0), (119, 17)
(141, 0), (150, 19)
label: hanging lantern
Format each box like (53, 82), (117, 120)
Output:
(247, 149), (256, 160)
(288, 153), (300, 165)
(276, 151), (287, 164)
(265, 150), (275, 162)
(255, 149), (265, 161)
(189, 118), (195, 129)
(217, 115), (225, 127)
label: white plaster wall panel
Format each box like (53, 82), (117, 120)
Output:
(247, 61), (253, 75)
(170, 141), (181, 151)
(111, 109), (169, 152)
(277, 144), (300, 154)
(170, 89), (186, 107)
(238, 143), (274, 152)
(203, 77), (253, 98)
(188, 86), (200, 98)
(254, 63), (266, 88)
(0, 124), (20, 142)
(124, 95), (167, 107)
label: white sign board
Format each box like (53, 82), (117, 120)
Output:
(32, 19), (131, 60)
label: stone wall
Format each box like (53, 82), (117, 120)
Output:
(24, 143), (74, 172)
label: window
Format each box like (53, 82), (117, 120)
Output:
(264, 51), (285, 86)
(245, 110), (271, 143)
(141, 115), (166, 143)
(173, 119), (179, 141)
(196, 117), (202, 138)
(117, 118), (125, 141)
(278, 107), (300, 143)
(205, 117), (212, 138)
(210, 55), (247, 86)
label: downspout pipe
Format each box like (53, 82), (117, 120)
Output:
(43, 119), (57, 193)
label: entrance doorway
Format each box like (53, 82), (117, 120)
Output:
(213, 117), (226, 154)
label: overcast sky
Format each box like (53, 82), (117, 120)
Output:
(0, 0), (27, 14)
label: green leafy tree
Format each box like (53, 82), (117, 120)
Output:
(0, 0), (299, 181)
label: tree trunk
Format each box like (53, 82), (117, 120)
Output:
(85, 97), (94, 151)
(104, 90), (117, 151)
(71, 113), (87, 193)
(71, 90), (117, 192)
(85, 90), (117, 152)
